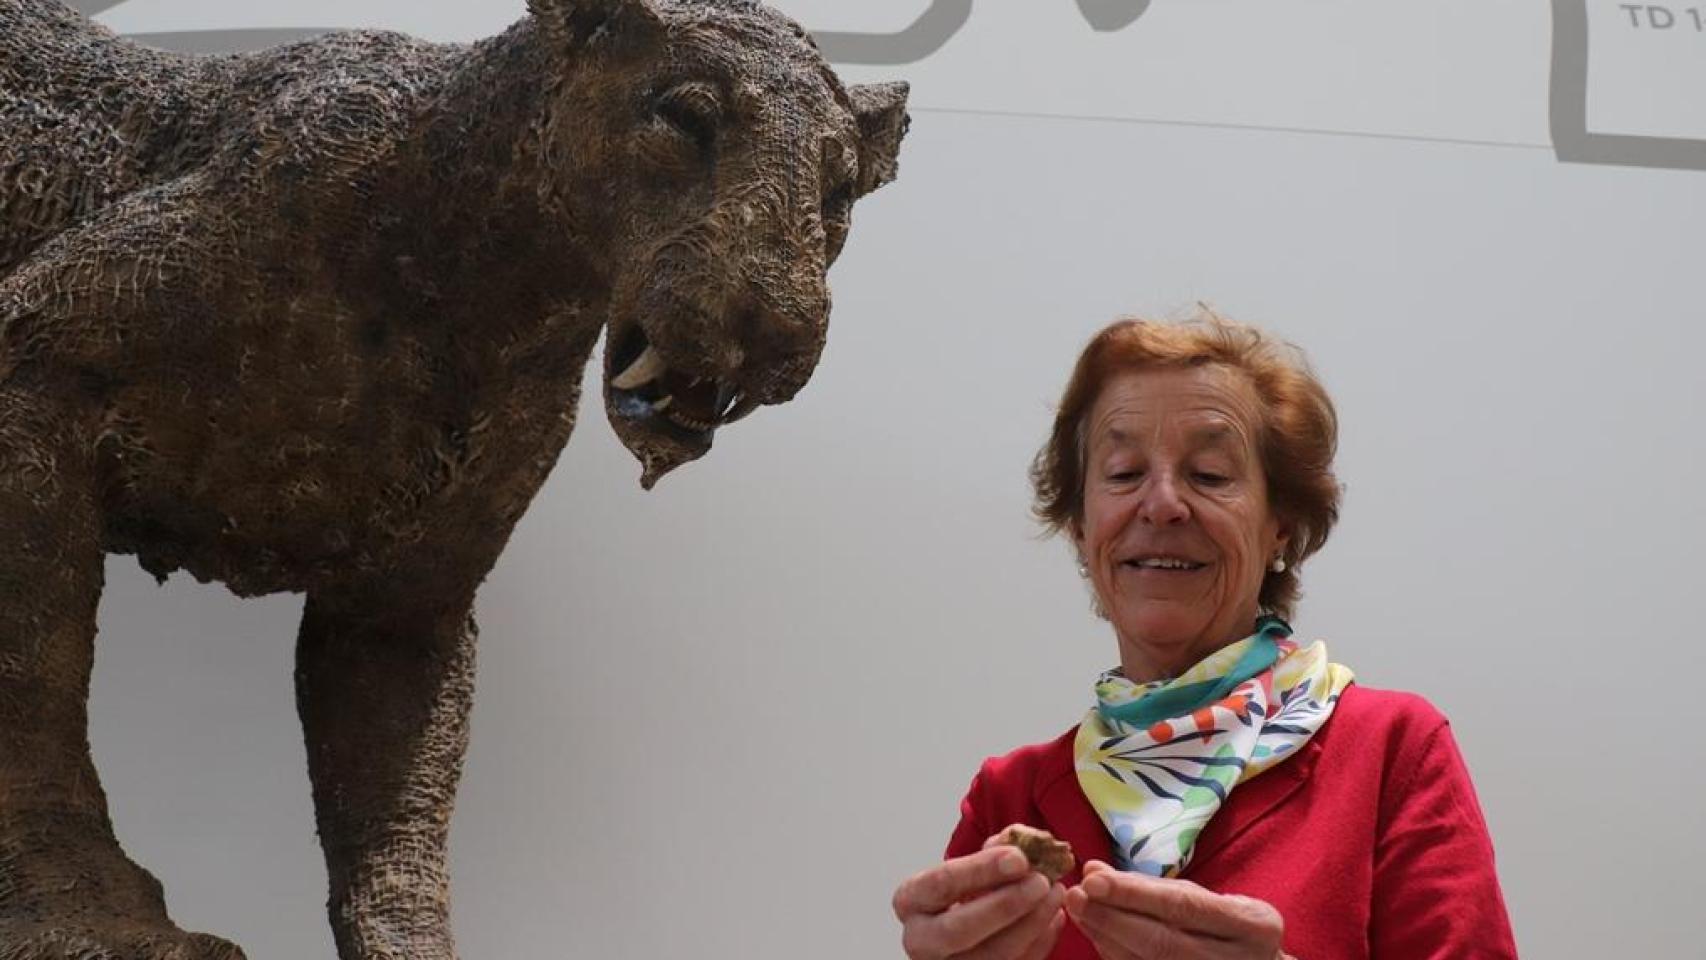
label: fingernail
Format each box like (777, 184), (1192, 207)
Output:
(1083, 874), (1110, 898)
(996, 850), (1027, 878)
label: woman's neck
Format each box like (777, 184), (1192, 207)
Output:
(1114, 618), (1262, 683)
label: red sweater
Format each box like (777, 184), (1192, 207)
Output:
(944, 685), (1517, 959)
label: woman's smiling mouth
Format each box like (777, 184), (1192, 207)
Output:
(1121, 555), (1209, 572)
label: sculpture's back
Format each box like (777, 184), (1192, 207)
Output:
(1, 0), (225, 272)
(0, 1), (908, 957)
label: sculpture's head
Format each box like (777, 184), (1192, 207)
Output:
(527, 0), (909, 487)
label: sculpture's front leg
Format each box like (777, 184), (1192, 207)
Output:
(0, 387), (246, 959)
(295, 584), (479, 960)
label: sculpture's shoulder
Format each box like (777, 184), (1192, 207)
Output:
(203, 31), (462, 193)
(224, 28), (462, 124)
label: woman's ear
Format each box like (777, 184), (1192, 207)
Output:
(1069, 519), (1086, 560)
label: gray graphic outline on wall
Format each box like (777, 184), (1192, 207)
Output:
(1075, 0), (1152, 32)
(813, 0), (972, 65)
(69, 0), (989, 60)
(71, 0), (1706, 172)
(1549, 0), (1706, 171)
(70, 0), (1149, 61)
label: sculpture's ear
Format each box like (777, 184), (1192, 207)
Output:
(528, 0), (663, 51)
(849, 81), (911, 196)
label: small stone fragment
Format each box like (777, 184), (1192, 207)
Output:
(993, 824), (1074, 882)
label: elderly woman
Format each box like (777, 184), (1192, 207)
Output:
(892, 316), (1517, 959)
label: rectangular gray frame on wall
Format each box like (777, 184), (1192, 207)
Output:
(1550, 0), (1706, 170)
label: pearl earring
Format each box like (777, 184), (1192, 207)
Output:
(1077, 558), (1090, 578)
(1270, 556), (1286, 573)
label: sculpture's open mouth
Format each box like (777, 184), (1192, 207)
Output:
(602, 322), (761, 488)
(607, 324), (758, 434)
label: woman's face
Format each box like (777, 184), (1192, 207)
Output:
(1074, 365), (1286, 680)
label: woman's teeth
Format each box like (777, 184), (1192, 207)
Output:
(1129, 557), (1206, 570)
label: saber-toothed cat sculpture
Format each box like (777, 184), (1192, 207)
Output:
(0, 0), (908, 956)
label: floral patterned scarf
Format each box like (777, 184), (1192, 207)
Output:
(1074, 616), (1354, 877)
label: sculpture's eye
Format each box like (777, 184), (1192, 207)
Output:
(653, 82), (722, 150)
(823, 180), (855, 259)
(824, 180), (855, 221)
(821, 139), (857, 228)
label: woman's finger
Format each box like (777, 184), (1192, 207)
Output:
(1074, 900), (1225, 960)
(894, 847), (1030, 919)
(954, 882), (1064, 960)
(914, 872), (1051, 957)
(1017, 909), (1068, 960)
(1080, 867), (1282, 943)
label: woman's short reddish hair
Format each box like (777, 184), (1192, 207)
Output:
(1030, 311), (1341, 618)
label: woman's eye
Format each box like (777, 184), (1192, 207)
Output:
(1193, 472), (1230, 487)
(654, 84), (722, 149)
(1108, 470), (1143, 484)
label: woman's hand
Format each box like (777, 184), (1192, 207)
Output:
(1062, 861), (1288, 960)
(893, 844), (1067, 959)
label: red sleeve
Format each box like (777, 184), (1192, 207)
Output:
(943, 766), (992, 859)
(1370, 720), (1518, 959)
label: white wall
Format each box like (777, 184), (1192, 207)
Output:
(79, 1), (1706, 957)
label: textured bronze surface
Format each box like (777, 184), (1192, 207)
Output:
(0, 0), (907, 955)
(995, 824), (1076, 883)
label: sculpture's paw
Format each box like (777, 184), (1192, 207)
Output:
(0, 924), (245, 960)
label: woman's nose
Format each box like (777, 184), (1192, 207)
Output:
(1138, 472), (1190, 526)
